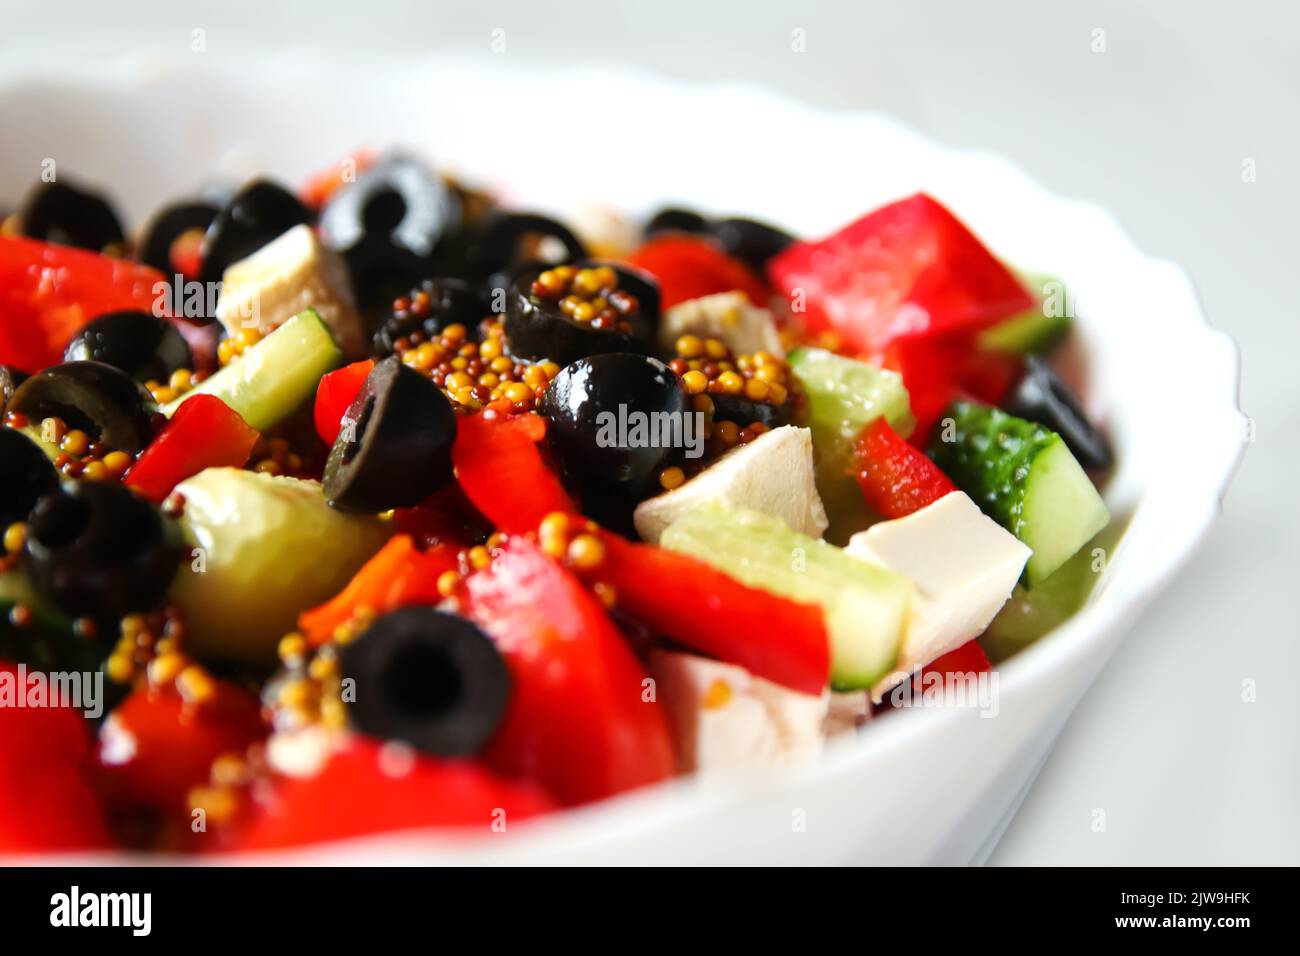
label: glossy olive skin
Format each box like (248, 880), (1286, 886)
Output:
(64, 311), (193, 383)
(0, 429), (59, 531)
(466, 211), (587, 294)
(200, 179), (312, 287)
(339, 607), (510, 758)
(136, 200), (219, 274)
(372, 278), (488, 357)
(324, 356), (458, 513)
(20, 180), (125, 251)
(644, 207), (710, 238)
(711, 393), (791, 430)
(1005, 355), (1114, 470)
(8, 362), (157, 454)
(319, 154), (461, 310)
(540, 352), (688, 499)
(24, 483), (183, 620)
(710, 216), (795, 272)
(0, 365), (28, 410)
(503, 262), (659, 367)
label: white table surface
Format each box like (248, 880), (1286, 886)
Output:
(3, 0), (1295, 865)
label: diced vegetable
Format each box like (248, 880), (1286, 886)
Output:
(313, 358), (374, 446)
(977, 273), (1071, 354)
(125, 394), (260, 503)
(853, 417), (956, 519)
(660, 505), (910, 691)
(626, 234), (770, 308)
(161, 309), (342, 430)
(929, 401), (1109, 585)
(451, 411), (577, 534)
(767, 193), (1033, 354)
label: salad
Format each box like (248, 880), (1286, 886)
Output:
(0, 154), (1113, 853)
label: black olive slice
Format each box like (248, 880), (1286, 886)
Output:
(709, 217), (796, 272)
(64, 311), (193, 383)
(710, 394), (791, 429)
(372, 278), (488, 357)
(0, 365), (29, 410)
(0, 429), (59, 530)
(339, 607), (509, 758)
(23, 483), (183, 620)
(323, 356), (457, 512)
(8, 362), (157, 454)
(137, 200), (219, 275)
(19, 180), (125, 251)
(540, 352), (688, 499)
(1005, 355), (1114, 470)
(467, 211), (587, 294)
(200, 179), (312, 287)
(503, 263), (657, 366)
(644, 207), (710, 238)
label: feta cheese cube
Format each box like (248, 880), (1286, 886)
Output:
(660, 291), (784, 357)
(216, 223), (367, 359)
(844, 492), (1030, 699)
(634, 425), (828, 543)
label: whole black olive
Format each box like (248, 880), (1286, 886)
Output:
(710, 393), (791, 430)
(0, 429), (59, 531)
(465, 211), (587, 295)
(64, 311), (193, 383)
(136, 200), (219, 275)
(339, 606), (509, 758)
(644, 207), (710, 238)
(709, 216), (796, 272)
(324, 356), (457, 512)
(8, 362), (157, 454)
(200, 179), (312, 287)
(371, 278), (488, 358)
(503, 262), (658, 366)
(319, 154), (461, 310)
(1005, 355), (1114, 470)
(540, 352), (688, 499)
(20, 180), (125, 251)
(24, 483), (183, 620)
(0, 365), (29, 410)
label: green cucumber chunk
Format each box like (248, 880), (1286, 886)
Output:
(162, 309), (342, 430)
(977, 273), (1072, 355)
(788, 347), (915, 542)
(659, 504), (911, 691)
(169, 467), (390, 665)
(930, 401), (1109, 585)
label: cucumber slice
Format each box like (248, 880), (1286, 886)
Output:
(169, 467), (390, 664)
(788, 347), (914, 541)
(930, 401), (1109, 585)
(162, 309), (342, 430)
(977, 273), (1071, 355)
(659, 504), (911, 690)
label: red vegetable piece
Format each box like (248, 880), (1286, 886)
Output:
(464, 538), (674, 805)
(0, 236), (168, 371)
(922, 639), (992, 677)
(767, 194), (1033, 354)
(626, 235), (770, 309)
(853, 417), (957, 520)
(124, 394), (260, 503)
(314, 358), (374, 446)
(452, 412), (577, 535)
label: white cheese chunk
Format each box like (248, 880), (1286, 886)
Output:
(844, 491), (1030, 700)
(634, 425), (828, 543)
(660, 291), (784, 358)
(650, 651), (828, 774)
(216, 223), (367, 359)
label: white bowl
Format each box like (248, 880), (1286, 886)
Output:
(0, 52), (1247, 865)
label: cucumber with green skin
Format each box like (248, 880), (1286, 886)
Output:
(788, 347), (914, 542)
(659, 504), (911, 691)
(161, 309), (342, 430)
(929, 401), (1109, 585)
(977, 273), (1072, 355)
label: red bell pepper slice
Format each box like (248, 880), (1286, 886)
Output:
(230, 736), (555, 850)
(768, 194), (1033, 354)
(923, 639), (992, 676)
(314, 358), (374, 446)
(452, 412), (577, 535)
(0, 661), (113, 852)
(124, 394), (260, 503)
(594, 531), (831, 696)
(95, 679), (267, 820)
(0, 236), (169, 371)
(299, 534), (460, 647)
(626, 235), (770, 309)
(464, 538), (674, 805)
(854, 417), (956, 520)
(883, 334), (1022, 444)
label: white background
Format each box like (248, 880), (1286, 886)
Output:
(2, 0), (1296, 865)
